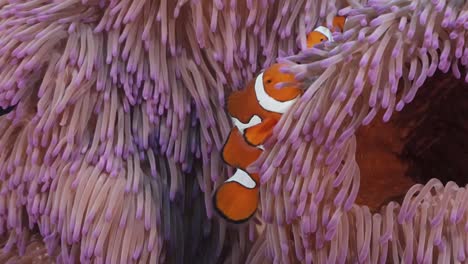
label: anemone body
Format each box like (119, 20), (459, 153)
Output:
(0, 0), (466, 263)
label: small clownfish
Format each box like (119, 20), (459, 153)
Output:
(213, 63), (302, 223)
(306, 16), (347, 48)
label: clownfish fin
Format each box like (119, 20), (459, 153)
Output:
(222, 127), (263, 169)
(244, 118), (278, 146)
(213, 169), (259, 223)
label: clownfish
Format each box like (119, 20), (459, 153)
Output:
(307, 16), (346, 48)
(213, 63), (302, 223)
(213, 16), (348, 223)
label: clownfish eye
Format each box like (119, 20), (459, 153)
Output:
(320, 38), (325, 42)
(266, 79), (272, 84)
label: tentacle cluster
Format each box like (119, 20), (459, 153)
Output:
(0, 0), (356, 262)
(0, 0), (466, 263)
(248, 0), (468, 262)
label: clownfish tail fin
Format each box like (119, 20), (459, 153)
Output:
(213, 169), (259, 223)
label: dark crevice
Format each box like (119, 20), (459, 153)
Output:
(356, 71), (468, 212)
(0, 105), (15, 116)
(398, 71), (468, 187)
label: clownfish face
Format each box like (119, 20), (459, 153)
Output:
(306, 16), (347, 48)
(306, 30), (329, 48)
(252, 63), (303, 116)
(261, 63), (302, 102)
(306, 26), (333, 48)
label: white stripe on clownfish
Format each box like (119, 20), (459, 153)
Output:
(313, 26), (334, 41)
(231, 115), (262, 134)
(226, 168), (256, 189)
(254, 72), (299, 114)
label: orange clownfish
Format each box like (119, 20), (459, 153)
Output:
(213, 63), (302, 223)
(307, 16), (347, 48)
(213, 16), (348, 223)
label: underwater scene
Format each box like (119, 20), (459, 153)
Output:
(0, 0), (467, 263)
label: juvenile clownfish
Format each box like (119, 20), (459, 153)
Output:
(213, 63), (302, 223)
(307, 16), (347, 48)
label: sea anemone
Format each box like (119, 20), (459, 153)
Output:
(0, 0), (466, 263)
(247, 0), (468, 263)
